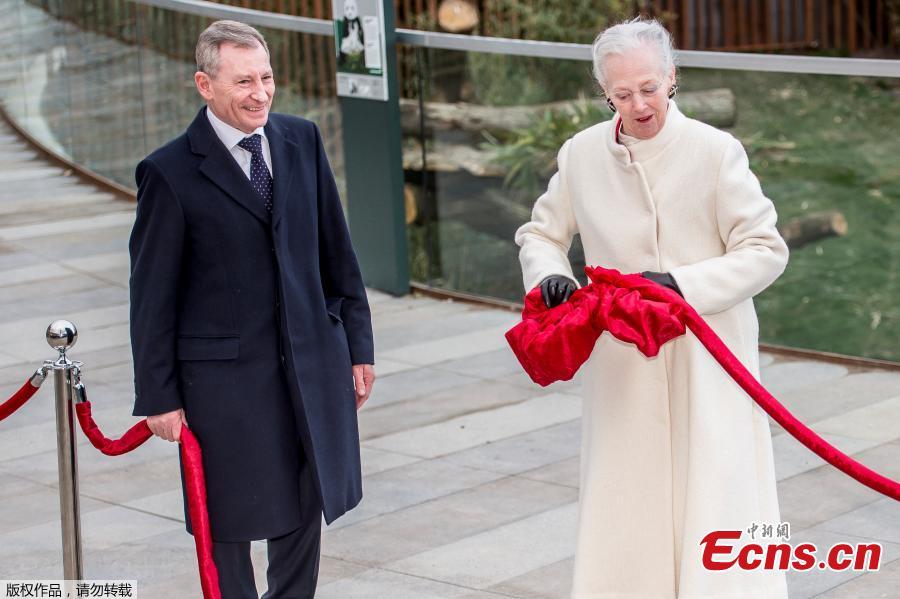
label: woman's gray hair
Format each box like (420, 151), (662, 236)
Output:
(196, 20), (270, 77)
(591, 18), (676, 90)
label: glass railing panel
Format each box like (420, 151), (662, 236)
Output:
(1, 0), (346, 195)
(402, 47), (899, 362)
(0, 2), (26, 138)
(60, 0), (146, 183)
(131, 3), (205, 166)
(1, 0), (75, 157)
(400, 47), (597, 298)
(683, 66), (900, 363)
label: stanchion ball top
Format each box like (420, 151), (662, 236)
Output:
(46, 320), (77, 350)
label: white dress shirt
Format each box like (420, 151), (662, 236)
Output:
(206, 106), (273, 180)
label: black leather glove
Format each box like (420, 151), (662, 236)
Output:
(641, 271), (683, 297)
(539, 275), (577, 308)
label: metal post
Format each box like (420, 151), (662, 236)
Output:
(46, 320), (83, 582)
(337, 0), (410, 295)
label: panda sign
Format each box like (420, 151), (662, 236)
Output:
(334, 0), (388, 100)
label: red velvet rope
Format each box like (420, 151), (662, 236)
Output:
(681, 309), (900, 502)
(74, 402), (152, 456)
(179, 428), (220, 599)
(74, 402), (221, 598)
(506, 266), (900, 502)
(0, 379), (41, 422)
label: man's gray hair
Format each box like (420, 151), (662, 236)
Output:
(591, 18), (676, 90)
(196, 20), (270, 77)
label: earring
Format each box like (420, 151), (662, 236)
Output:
(668, 84), (678, 99)
(605, 97), (617, 113)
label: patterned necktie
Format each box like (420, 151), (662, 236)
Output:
(237, 134), (273, 213)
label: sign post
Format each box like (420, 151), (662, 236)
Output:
(334, 0), (409, 295)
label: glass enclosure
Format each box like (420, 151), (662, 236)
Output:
(1, 0), (897, 362)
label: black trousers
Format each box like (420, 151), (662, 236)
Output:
(212, 457), (322, 599)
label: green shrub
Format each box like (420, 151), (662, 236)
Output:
(487, 97), (610, 196)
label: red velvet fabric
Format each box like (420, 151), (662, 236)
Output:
(75, 402), (152, 456)
(74, 402), (221, 598)
(507, 266), (686, 386)
(506, 266), (900, 502)
(180, 427), (221, 599)
(0, 379), (41, 422)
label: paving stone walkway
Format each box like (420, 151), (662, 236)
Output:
(0, 116), (898, 598)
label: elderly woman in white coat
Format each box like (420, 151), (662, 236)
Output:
(515, 19), (790, 599)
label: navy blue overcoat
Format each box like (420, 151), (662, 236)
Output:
(129, 108), (373, 541)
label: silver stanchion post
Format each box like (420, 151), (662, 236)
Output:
(46, 319), (84, 582)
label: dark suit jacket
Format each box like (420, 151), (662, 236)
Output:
(129, 107), (373, 541)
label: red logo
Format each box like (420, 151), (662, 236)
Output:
(700, 530), (881, 572)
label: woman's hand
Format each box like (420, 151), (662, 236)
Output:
(540, 275), (578, 308)
(641, 271), (683, 296)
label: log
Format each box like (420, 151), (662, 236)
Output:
(402, 138), (507, 177)
(437, 0), (479, 33)
(779, 211), (848, 249)
(404, 184), (418, 225)
(676, 88), (737, 128)
(399, 101), (540, 139)
(399, 88), (737, 137)
(399, 89), (739, 179)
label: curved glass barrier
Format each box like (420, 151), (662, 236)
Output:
(401, 47), (900, 362)
(0, 0), (346, 194)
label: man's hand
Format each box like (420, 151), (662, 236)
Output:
(352, 364), (375, 410)
(146, 408), (187, 443)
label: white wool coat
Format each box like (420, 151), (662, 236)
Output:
(516, 102), (790, 598)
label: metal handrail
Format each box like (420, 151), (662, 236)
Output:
(133, 0), (900, 78)
(136, 0), (333, 35)
(397, 29), (900, 78)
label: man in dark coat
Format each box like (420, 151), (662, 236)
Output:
(129, 20), (375, 598)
